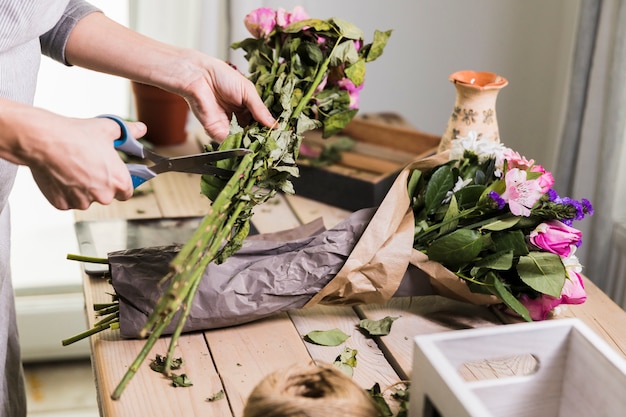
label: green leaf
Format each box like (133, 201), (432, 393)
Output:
(517, 252), (566, 297)
(304, 328), (350, 346)
(454, 185), (486, 209)
(284, 18), (331, 33)
(407, 169), (422, 202)
(170, 373), (193, 388)
(491, 230), (529, 256)
(330, 39), (359, 66)
(330, 17), (364, 39)
(299, 42), (324, 65)
(481, 216), (521, 231)
(333, 347), (358, 377)
(149, 354), (183, 373)
(427, 229), (482, 269)
(365, 29), (392, 62)
(367, 383), (393, 416)
(322, 109), (358, 138)
(358, 316), (398, 336)
(424, 165), (454, 214)
(440, 195), (459, 235)
(475, 250), (513, 270)
(345, 58), (366, 86)
(207, 390), (225, 402)
(487, 273), (532, 322)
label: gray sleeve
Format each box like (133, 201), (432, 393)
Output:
(40, 0), (102, 65)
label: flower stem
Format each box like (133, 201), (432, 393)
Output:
(292, 36), (343, 120)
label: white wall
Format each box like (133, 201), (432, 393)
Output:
(229, 0), (580, 171)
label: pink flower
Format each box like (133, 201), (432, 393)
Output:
(500, 168), (544, 216)
(518, 267), (586, 320)
(531, 165), (555, 193)
(336, 78), (363, 109)
(289, 6), (309, 24)
(529, 220), (582, 257)
(519, 294), (562, 320)
(244, 7), (276, 38)
(276, 6), (309, 28)
(561, 267), (586, 304)
(504, 149), (534, 170)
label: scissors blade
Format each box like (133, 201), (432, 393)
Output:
(149, 148), (251, 175)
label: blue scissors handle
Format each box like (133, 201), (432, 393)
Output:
(98, 114), (146, 158)
(98, 114), (155, 188)
(98, 114), (249, 189)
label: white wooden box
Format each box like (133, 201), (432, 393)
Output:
(410, 319), (626, 417)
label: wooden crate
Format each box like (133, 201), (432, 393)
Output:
(410, 319), (626, 417)
(291, 113), (440, 211)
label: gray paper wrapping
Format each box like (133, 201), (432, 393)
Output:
(109, 208), (395, 338)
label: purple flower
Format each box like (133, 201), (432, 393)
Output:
(487, 191), (506, 210)
(581, 198), (594, 216)
(546, 189), (559, 202)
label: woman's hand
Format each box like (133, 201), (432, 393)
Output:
(0, 102), (146, 210)
(178, 54), (276, 140)
(65, 12), (276, 142)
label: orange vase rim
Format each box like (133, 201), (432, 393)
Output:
(449, 70), (508, 89)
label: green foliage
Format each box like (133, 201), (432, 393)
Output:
(304, 328), (350, 346)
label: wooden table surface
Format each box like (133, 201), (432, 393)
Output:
(74, 140), (626, 417)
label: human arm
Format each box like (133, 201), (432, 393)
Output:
(62, 11), (275, 140)
(0, 98), (146, 210)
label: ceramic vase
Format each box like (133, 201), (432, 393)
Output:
(131, 81), (189, 146)
(438, 70), (508, 152)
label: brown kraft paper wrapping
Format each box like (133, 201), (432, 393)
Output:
(306, 150), (498, 308)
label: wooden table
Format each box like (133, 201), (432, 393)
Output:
(74, 141), (626, 417)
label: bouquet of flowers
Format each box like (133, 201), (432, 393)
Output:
(91, 6), (391, 400)
(408, 132), (593, 321)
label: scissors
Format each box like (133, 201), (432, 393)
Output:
(99, 114), (250, 188)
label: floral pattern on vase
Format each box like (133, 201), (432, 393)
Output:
(438, 70), (508, 152)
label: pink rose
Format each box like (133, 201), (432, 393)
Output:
(289, 6), (309, 24)
(276, 6), (309, 28)
(244, 7), (276, 38)
(531, 165), (555, 193)
(529, 220), (582, 257)
(519, 294), (562, 320)
(561, 267), (586, 304)
(518, 267), (586, 320)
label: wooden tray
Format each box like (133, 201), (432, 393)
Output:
(292, 113), (440, 211)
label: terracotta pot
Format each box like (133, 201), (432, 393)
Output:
(131, 81), (189, 146)
(438, 70), (508, 152)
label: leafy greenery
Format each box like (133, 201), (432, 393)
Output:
(305, 328), (351, 346)
(358, 316), (398, 336)
(108, 9), (390, 400)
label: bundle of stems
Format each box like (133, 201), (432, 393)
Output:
(64, 9), (390, 400)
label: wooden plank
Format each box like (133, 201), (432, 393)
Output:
(82, 276), (229, 416)
(250, 193), (301, 234)
(289, 305), (401, 390)
(203, 314), (313, 417)
(355, 296), (502, 380)
(284, 194), (352, 230)
(339, 151), (405, 174)
(92, 334), (230, 417)
(150, 172), (212, 218)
